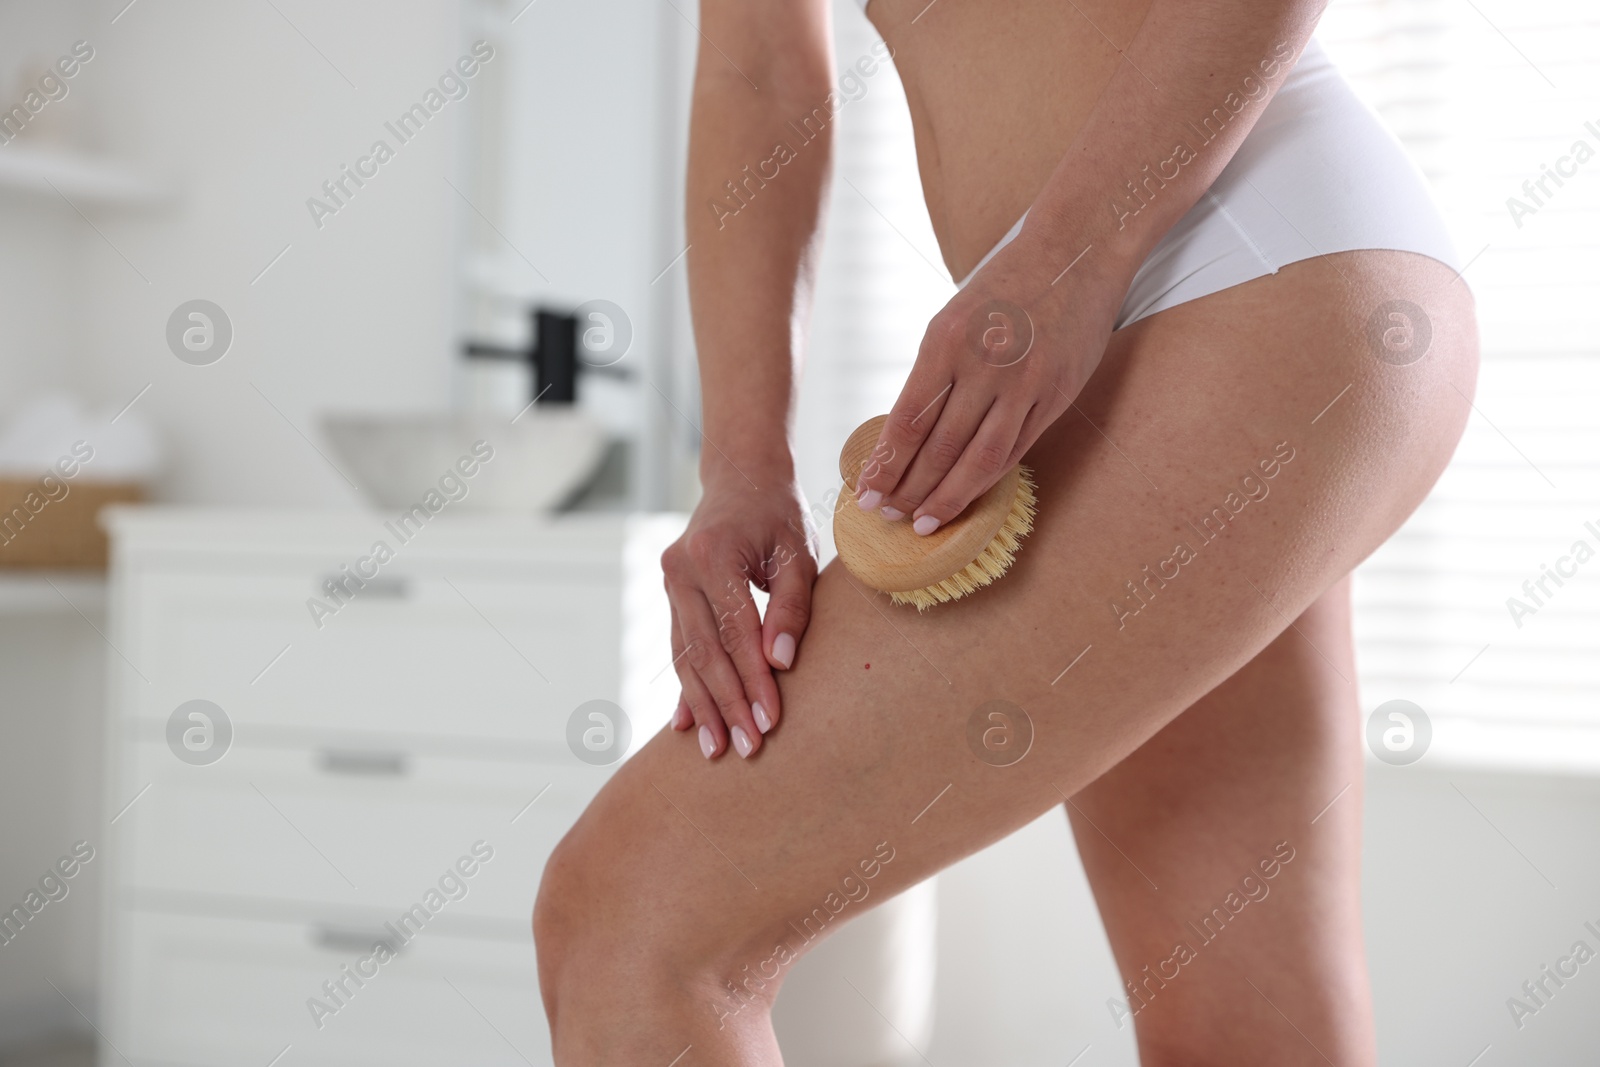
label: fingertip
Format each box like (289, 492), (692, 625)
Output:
(771, 631), (796, 670)
(752, 701), (774, 734)
(698, 724), (718, 759)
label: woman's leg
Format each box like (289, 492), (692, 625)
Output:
(1070, 576), (1374, 1066)
(533, 251), (1476, 1065)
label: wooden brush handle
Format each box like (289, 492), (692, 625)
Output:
(833, 415), (1022, 594)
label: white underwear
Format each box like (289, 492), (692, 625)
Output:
(957, 38), (1465, 329)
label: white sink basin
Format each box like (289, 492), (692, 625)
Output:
(321, 410), (609, 513)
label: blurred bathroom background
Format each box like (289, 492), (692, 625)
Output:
(0, 0), (1597, 1064)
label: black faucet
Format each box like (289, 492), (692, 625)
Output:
(463, 306), (628, 405)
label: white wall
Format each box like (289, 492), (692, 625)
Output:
(71, 0), (465, 506)
(0, 1), (93, 410)
(924, 764), (1600, 1066)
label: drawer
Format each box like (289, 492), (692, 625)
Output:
(122, 570), (624, 742)
(107, 907), (547, 1066)
(115, 740), (613, 923)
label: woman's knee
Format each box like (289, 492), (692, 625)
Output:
(532, 777), (777, 1009)
(533, 798), (787, 1058)
(531, 827), (588, 1009)
(533, 813), (656, 992)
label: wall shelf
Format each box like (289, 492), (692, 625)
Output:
(0, 146), (169, 207)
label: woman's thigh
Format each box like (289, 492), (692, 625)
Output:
(1070, 576), (1374, 1066)
(535, 251), (1475, 1049)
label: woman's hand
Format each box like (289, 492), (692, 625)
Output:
(852, 237), (1123, 533)
(660, 478), (818, 760)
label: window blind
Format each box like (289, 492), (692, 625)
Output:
(803, 1), (1600, 771)
(794, 3), (953, 560)
(1321, 0), (1600, 770)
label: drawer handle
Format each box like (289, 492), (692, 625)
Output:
(318, 574), (410, 600)
(318, 748), (409, 776)
(312, 924), (402, 954)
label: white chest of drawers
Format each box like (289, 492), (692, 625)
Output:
(97, 509), (683, 1067)
(97, 507), (936, 1067)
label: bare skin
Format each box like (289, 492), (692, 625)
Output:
(1074, 573), (1372, 1059)
(667, 0), (1329, 761)
(537, 249), (1478, 1064)
(875, 0), (1157, 281)
(535, 0), (1480, 1062)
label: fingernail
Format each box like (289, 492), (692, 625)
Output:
(857, 489), (883, 511)
(913, 515), (941, 536)
(752, 701), (773, 733)
(772, 632), (795, 669)
(698, 725), (716, 759)
(880, 506), (905, 521)
(731, 725), (754, 758)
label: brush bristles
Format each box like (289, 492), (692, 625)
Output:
(888, 466), (1038, 611)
